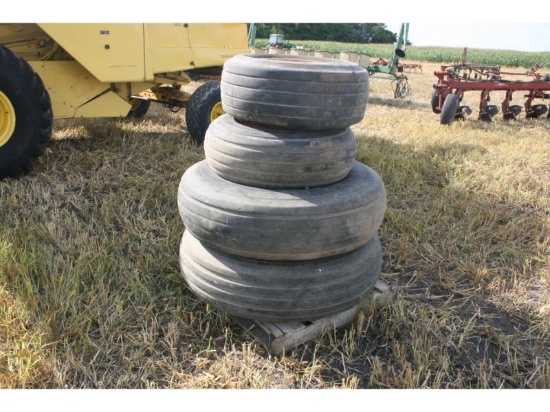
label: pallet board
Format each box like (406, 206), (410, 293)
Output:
(232, 279), (397, 355)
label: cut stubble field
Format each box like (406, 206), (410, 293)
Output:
(0, 61), (549, 389)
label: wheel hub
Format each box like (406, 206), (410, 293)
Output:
(0, 90), (16, 147)
(210, 101), (224, 122)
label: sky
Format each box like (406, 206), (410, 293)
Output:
(385, 23), (550, 52)
(8, 1), (550, 53)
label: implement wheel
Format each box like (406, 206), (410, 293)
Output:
(0, 45), (52, 179)
(185, 81), (223, 145)
(127, 98), (151, 118)
(440, 93), (459, 125)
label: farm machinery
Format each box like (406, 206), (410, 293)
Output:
(0, 23), (249, 178)
(366, 23), (411, 99)
(432, 49), (550, 124)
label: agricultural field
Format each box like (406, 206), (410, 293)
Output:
(0, 53), (549, 392)
(256, 39), (550, 68)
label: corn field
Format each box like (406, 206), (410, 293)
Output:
(255, 40), (550, 68)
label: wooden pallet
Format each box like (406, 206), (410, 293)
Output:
(232, 279), (397, 355)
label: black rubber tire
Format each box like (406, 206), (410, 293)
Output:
(179, 230), (382, 322)
(431, 89), (441, 114)
(178, 160), (386, 261)
(204, 114), (357, 189)
(440, 93), (459, 125)
(185, 81), (222, 145)
(0, 45), (52, 179)
(221, 54), (369, 131)
(127, 98), (151, 118)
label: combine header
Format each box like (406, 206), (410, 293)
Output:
(433, 49), (550, 124)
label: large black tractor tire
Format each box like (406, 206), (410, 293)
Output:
(204, 114), (357, 189)
(185, 81), (223, 145)
(179, 230), (382, 322)
(439, 93), (460, 125)
(0, 45), (52, 179)
(127, 98), (151, 118)
(221, 54), (369, 131)
(178, 160), (386, 261)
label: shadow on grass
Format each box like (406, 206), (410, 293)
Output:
(368, 95), (431, 111)
(308, 134), (549, 388)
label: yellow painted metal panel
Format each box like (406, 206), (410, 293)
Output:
(143, 23), (249, 79)
(74, 91), (131, 118)
(143, 23), (193, 80)
(0, 24), (50, 60)
(38, 23), (146, 83)
(30, 61), (113, 119)
(188, 24), (248, 50)
(188, 24), (250, 66)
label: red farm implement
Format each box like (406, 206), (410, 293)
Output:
(432, 49), (550, 125)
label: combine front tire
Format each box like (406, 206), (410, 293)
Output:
(440, 93), (459, 125)
(185, 81), (223, 145)
(0, 45), (52, 179)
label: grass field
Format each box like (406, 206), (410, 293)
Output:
(0, 58), (549, 390)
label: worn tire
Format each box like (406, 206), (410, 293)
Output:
(127, 98), (151, 118)
(185, 81), (223, 145)
(221, 54), (369, 130)
(180, 230), (382, 322)
(178, 160), (386, 261)
(0, 45), (52, 179)
(440, 93), (459, 125)
(204, 114), (357, 189)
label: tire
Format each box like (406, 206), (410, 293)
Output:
(440, 93), (459, 125)
(127, 98), (151, 118)
(180, 230), (382, 322)
(221, 54), (369, 131)
(0, 45), (52, 179)
(178, 160), (386, 261)
(185, 81), (223, 145)
(204, 114), (357, 189)
(431, 89), (441, 114)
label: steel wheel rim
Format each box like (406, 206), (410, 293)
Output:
(210, 101), (224, 122)
(0, 91), (16, 147)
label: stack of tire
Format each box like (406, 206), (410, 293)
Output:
(177, 54), (387, 322)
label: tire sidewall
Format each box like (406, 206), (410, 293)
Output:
(0, 45), (52, 177)
(178, 160), (387, 261)
(204, 114), (358, 188)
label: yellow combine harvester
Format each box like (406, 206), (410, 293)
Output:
(0, 23), (249, 178)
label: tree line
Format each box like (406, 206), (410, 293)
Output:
(251, 23), (398, 44)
